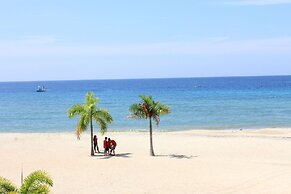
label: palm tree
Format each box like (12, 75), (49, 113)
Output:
(0, 170), (53, 194)
(129, 95), (170, 156)
(68, 92), (113, 156)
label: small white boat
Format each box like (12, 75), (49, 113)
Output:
(36, 86), (46, 92)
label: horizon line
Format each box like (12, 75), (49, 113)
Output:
(1, 74), (291, 83)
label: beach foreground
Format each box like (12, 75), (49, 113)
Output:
(1, 129), (291, 194)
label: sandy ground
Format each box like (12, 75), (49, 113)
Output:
(1, 128), (291, 194)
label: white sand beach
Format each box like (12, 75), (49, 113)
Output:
(1, 129), (291, 194)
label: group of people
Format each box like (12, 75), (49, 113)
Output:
(93, 135), (117, 156)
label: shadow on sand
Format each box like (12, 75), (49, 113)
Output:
(92, 152), (132, 159)
(91, 153), (195, 159)
(156, 154), (197, 159)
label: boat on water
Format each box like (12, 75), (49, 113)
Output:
(36, 86), (46, 92)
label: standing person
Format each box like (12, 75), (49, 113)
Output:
(109, 139), (117, 156)
(107, 138), (111, 154)
(93, 135), (100, 153)
(103, 137), (109, 155)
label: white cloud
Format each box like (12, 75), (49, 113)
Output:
(223, 0), (291, 5)
(0, 36), (58, 46)
(0, 37), (291, 57)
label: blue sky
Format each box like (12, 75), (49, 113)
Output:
(0, 0), (291, 81)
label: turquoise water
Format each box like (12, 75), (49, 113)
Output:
(0, 76), (291, 132)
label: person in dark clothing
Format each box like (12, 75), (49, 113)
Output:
(93, 135), (100, 153)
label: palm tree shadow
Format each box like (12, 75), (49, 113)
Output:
(93, 152), (132, 159)
(156, 154), (197, 159)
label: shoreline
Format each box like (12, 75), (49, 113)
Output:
(1, 127), (291, 138)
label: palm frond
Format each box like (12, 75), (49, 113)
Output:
(93, 117), (107, 135)
(0, 177), (18, 194)
(79, 114), (90, 131)
(86, 92), (99, 108)
(67, 104), (85, 118)
(153, 115), (161, 126)
(159, 104), (171, 115)
(76, 113), (90, 139)
(93, 109), (113, 124)
(140, 95), (153, 105)
(19, 170), (53, 194)
(154, 102), (171, 115)
(152, 102), (170, 126)
(129, 103), (147, 119)
(129, 103), (140, 113)
(26, 184), (50, 194)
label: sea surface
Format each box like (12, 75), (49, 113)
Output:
(1, 76), (291, 132)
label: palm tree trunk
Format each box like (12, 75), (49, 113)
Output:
(149, 117), (155, 156)
(90, 115), (94, 156)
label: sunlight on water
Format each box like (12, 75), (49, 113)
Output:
(0, 76), (291, 132)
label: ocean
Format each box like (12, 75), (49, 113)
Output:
(0, 76), (291, 132)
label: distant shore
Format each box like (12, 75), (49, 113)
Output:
(1, 128), (291, 193)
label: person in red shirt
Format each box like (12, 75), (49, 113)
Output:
(103, 137), (109, 156)
(109, 138), (117, 156)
